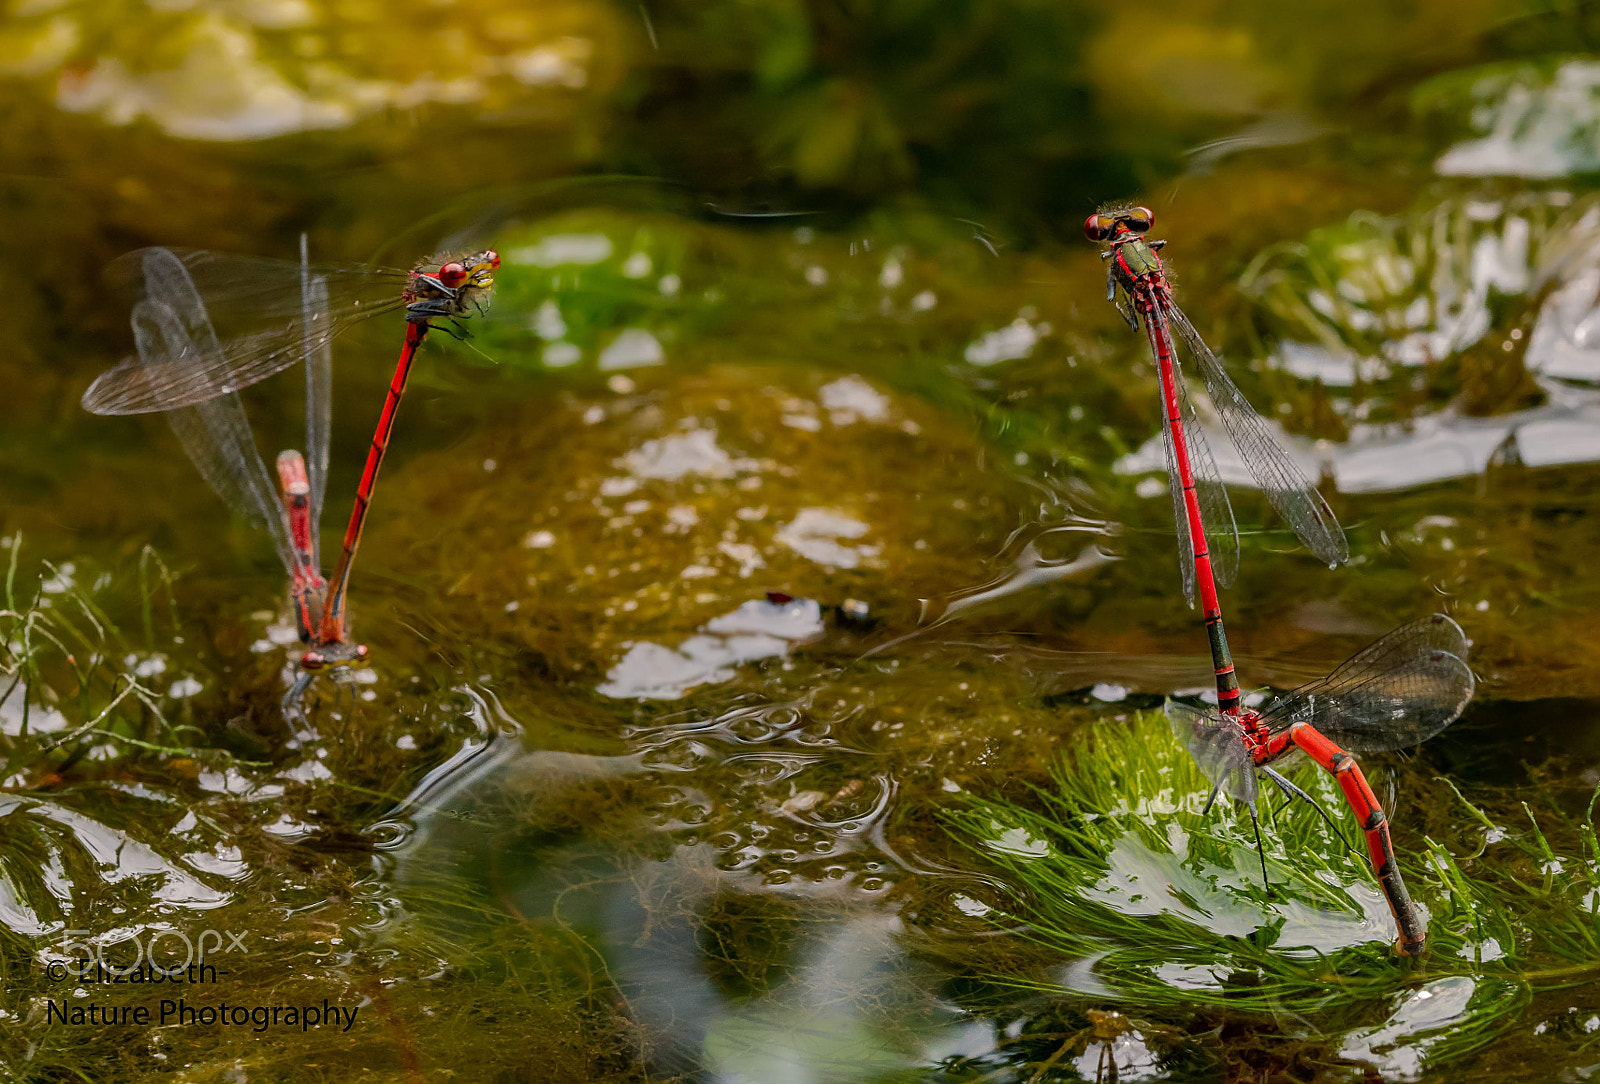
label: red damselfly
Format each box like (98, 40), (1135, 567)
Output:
(1087, 206), (1347, 712)
(116, 241), (358, 708)
(85, 240), (499, 670)
(1167, 613), (1475, 955)
(1086, 206), (1467, 953)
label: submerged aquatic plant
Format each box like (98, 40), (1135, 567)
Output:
(945, 710), (1600, 1074)
(0, 535), (189, 787)
(1236, 191), (1600, 420)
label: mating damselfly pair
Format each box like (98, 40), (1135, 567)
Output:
(83, 240), (499, 711)
(1088, 205), (1475, 955)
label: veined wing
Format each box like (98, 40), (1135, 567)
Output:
(85, 249), (407, 415)
(1159, 394), (1198, 607)
(1165, 303), (1348, 568)
(1170, 322), (1239, 591)
(1260, 614), (1475, 752)
(129, 249), (295, 575)
(1146, 310), (1239, 607)
(1166, 699), (1257, 804)
(299, 236), (332, 561)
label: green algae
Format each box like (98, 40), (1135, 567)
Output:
(0, 553), (662, 1082)
(943, 710), (1600, 1078)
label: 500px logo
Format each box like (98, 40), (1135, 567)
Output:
(39, 928), (248, 983)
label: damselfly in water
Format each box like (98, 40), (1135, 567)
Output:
(1088, 206), (1348, 711)
(84, 241), (499, 665)
(1167, 613), (1475, 955)
(115, 241), (362, 710)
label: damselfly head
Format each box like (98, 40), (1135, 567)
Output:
(415, 249), (497, 282)
(449, 249), (499, 283)
(405, 249), (498, 315)
(1084, 206), (1155, 242)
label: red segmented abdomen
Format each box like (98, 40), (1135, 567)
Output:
(1287, 722), (1427, 955)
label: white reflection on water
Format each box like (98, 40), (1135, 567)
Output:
(1162, 193), (1600, 494)
(1528, 265), (1600, 381)
(1259, 199), (1600, 385)
(1073, 1028), (1161, 1082)
(818, 375), (891, 424)
(1119, 392), (1600, 494)
(0, 792), (235, 940)
(618, 426), (755, 482)
(390, 740), (1001, 1083)
(964, 312), (1053, 366)
(774, 508), (880, 569)
(585, 845), (1004, 1083)
(695, 906), (997, 1083)
(1339, 976), (1490, 1081)
(599, 595), (824, 700)
(1, 682), (68, 737)
(1086, 824), (1395, 955)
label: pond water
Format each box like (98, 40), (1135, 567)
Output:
(5, 1), (1600, 1080)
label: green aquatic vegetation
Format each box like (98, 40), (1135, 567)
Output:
(0, 539), (669, 1081)
(625, 0), (1103, 201)
(0, 536), (192, 787)
(474, 215), (727, 373)
(376, 354), (1066, 681)
(945, 710), (1600, 1072)
(1411, 57), (1600, 178)
(1, 826), (661, 1082)
(1237, 191), (1600, 419)
(471, 206), (1047, 387)
(464, 203), (1159, 493)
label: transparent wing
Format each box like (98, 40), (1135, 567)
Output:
(1165, 303), (1348, 569)
(1172, 343), (1239, 591)
(129, 249), (295, 574)
(300, 235), (332, 559)
(84, 249), (406, 415)
(1159, 400), (1197, 608)
(1260, 614), (1475, 751)
(1146, 311), (1239, 605)
(1166, 699), (1258, 804)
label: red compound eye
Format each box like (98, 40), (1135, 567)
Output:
(483, 249), (500, 270)
(1124, 206), (1154, 233)
(1085, 214), (1114, 242)
(300, 651), (325, 671)
(436, 261), (468, 288)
